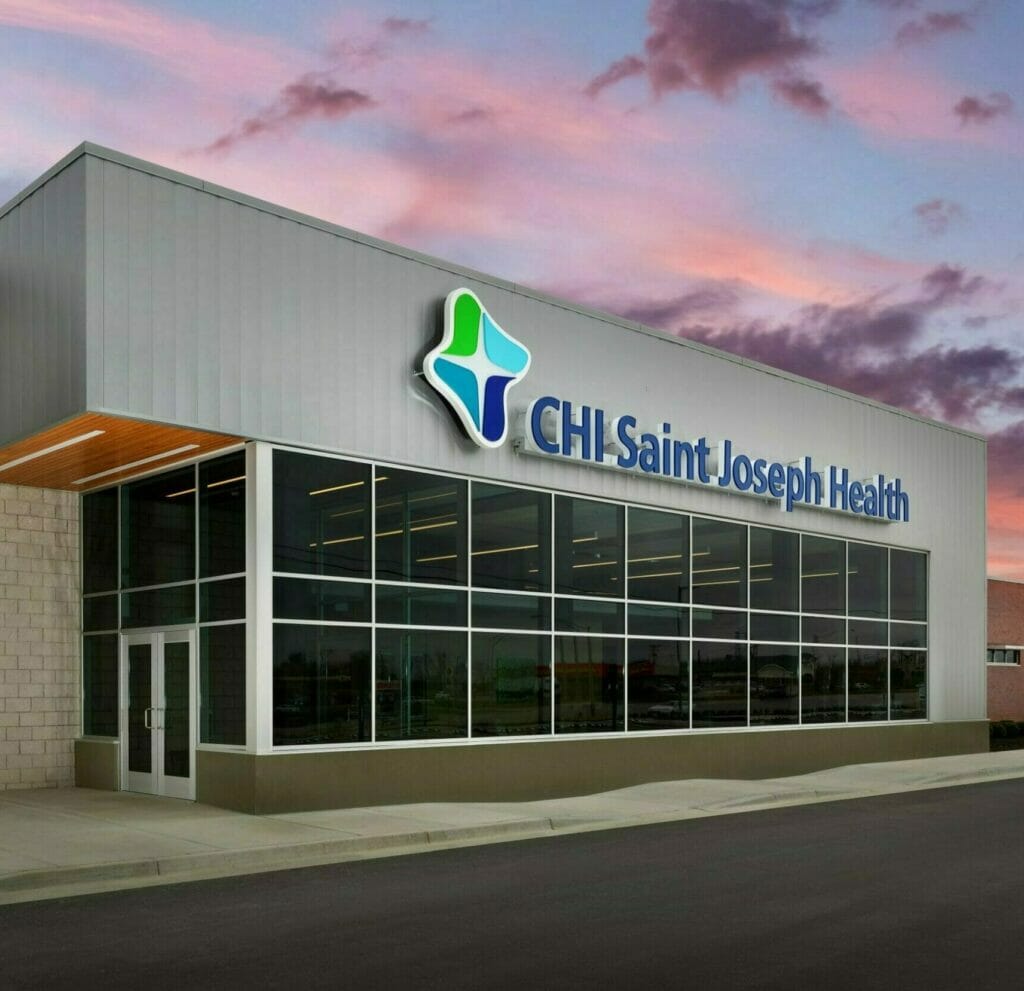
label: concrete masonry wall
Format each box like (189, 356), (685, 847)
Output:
(0, 484), (79, 790)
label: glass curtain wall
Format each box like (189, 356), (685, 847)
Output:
(80, 450), (247, 745)
(268, 447), (929, 749)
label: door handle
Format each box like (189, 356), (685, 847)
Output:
(144, 707), (153, 730)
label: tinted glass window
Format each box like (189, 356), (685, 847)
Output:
(199, 577), (245, 623)
(627, 639), (689, 731)
(848, 543), (887, 618)
(890, 623), (927, 648)
(121, 585), (195, 628)
(472, 592), (551, 631)
(472, 633), (550, 736)
(375, 630), (468, 740)
(692, 641), (747, 728)
(802, 615), (845, 644)
(555, 597), (624, 635)
(199, 452), (246, 578)
(471, 484), (550, 592)
(849, 647), (888, 722)
(750, 644), (799, 726)
(891, 550), (927, 621)
(83, 488), (118, 594)
(801, 646), (845, 724)
(83, 634), (118, 737)
(273, 578), (370, 624)
(848, 619), (887, 646)
(750, 612), (799, 642)
(376, 470), (467, 586)
(692, 519), (746, 608)
(273, 451), (370, 578)
(891, 650), (926, 720)
(627, 508), (689, 603)
(121, 467), (196, 588)
(692, 607), (747, 641)
(200, 624), (246, 745)
(554, 497), (623, 597)
(749, 527), (798, 612)
(628, 604), (689, 638)
(83, 594), (118, 633)
(554, 636), (624, 734)
(273, 624), (371, 745)
(801, 536), (845, 616)
(376, 586), (467, 627)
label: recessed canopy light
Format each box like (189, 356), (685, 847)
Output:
(0, 430), (105, 474)
(72, 444), (200, 486)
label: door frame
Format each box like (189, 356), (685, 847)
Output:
(119, 627), (197, 801)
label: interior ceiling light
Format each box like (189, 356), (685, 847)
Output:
(0, 429), (105, 474)
(71, 444), (200, 486)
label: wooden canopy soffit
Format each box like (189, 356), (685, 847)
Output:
(0, 413), (243, 491)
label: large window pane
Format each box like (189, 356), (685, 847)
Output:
(891, 650), (926, 720)
(692, 519), (746, 608)
(554, 636), (624, 733)
(83, 488), (118, 594)
(376, 585), (467, 627)
(890, 623), (927, 648)
(471, 484), (550, 592)
(199, 577), (245, 623)
(627, 508), (689, 603)
(692, 641), (748, 728)
(891, 550), (927, 622)
(83, 634), (118, 737)
(749, 527), (798, 612)
(801, 536), (845, 616)
(83, 594), (118, 633)
(848, 543), (887, 618)
(848, 619), (887, 647)
(848, 647), (888, 722)
(555, 597), (624, 635)
(121, 585), (195, 628)
(554, 496), (623, 597)
(200, 624), (246, 745)
(472, 592), (551, 631)
(629, 604), (689, 638)
(273, 578), (370, 624)
(802, 615), (845, 644)
(376, 630), (468, 740)
(273, 625), (371, 745)
(692, 607), (747, 641)
(627, 639), (689, 730)
(200, 451), (246, 578)
(801, 646), (845, 724)
(750, 645), (799, 726)
(273, 451), (370, 578)
(472, 633), (551, 736)
(121, 466), (196, 588)
(750, 612), (799, 642)
(376, 470), (467, 586)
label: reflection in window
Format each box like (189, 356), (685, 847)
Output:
(273, 578), (370, 624)
(629, 604), (689, 638)
(627, 508), (689, 603)
(802, 536), (845, 616)
(750, 612), (798, 642)
(200, 624), (246, 745)
(199, 577), (245, 623)
(472, 592), (551, 631)
(121, 466), (196, 588)
(472, 633), (550, 736)
(83, 488), (118, 594)
(471, 484), (550, 592)
(83, 635), (118, 737)
(376, 470), (467, 586)
(848, 619), (887, 646)
(750, 645), (799, 726)
(627, 639), (689, 731)
(692, 519), (746, 608)
(849, 647), (888, 722)
(891, 550), (927, 622)
(200, 452), (246, 578)
(555, 597), (624, 635)
(554, 636), (624, 733)
(848, 543), (887, 618)
(891, 650), (926, 720)
(375, 630), (467, 740)
(692, 641), (747, 728)
(749, 527), (798, 612)
(273, 625), (371, 745)
(802, 615), (845, 645)
(692, 607), (747, 641)
(121, 585), (195, 628)
(273, 451), (370, 578)
(376, 585), (467, 627)
(554, 497), (623, 597)
(801, 646), (845, 724)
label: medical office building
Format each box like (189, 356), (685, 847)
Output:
(0, 144), (987, 813)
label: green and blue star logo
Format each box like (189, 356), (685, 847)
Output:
(423, 289), (531, 449)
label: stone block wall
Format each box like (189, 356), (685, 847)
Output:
(0, 484), (79, 790)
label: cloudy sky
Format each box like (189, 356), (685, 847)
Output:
(1, 0), (1021, 574)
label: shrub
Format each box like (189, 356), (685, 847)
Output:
(992, 721), (1006, 739)
(1002, 720), (1021, 738)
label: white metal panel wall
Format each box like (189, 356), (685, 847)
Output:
(0, 158), (88, 446)
(80, 152), (987, 723)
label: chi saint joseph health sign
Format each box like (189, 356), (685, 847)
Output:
(423, 288), (910, 524)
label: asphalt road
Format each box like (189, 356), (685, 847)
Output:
(4, 779), (1023, 990)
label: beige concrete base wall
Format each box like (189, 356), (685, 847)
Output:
(74, 738), (119, 791)
(0, 485), (79, 791)
(198, 721), (989, 815)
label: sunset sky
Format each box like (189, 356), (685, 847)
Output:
(1, 0), (1021, 574)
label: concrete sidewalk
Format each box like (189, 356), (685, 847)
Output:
(3, 748), (1023, 904)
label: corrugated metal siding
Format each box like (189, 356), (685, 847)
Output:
(0, 158), (87, 445)
(81, 154), (988, 722)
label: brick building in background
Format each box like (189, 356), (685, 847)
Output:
(987, 578), (1024, 721)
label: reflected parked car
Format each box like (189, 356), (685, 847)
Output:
(646, 701), (684, 719)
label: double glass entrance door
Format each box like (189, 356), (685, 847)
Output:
(121, 630), (196, 800)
